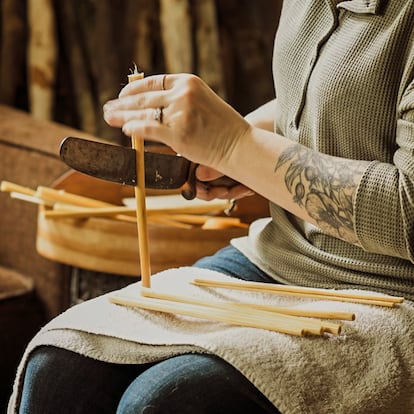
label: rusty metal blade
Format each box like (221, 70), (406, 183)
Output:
(59, 137), (191, 189)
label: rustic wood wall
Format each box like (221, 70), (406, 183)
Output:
(0, 0), (281, 143)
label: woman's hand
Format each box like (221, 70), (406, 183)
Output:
(195, 165), (255, 201)
(103, 73), (251, 173)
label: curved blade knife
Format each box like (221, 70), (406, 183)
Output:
(59, 136), (237, 200)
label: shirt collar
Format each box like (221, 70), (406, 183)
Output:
(336, 0), (385, 15)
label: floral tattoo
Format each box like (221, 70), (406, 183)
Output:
(275, 144), (367, 244)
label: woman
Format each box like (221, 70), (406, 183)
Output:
(12, 1), (414, 413)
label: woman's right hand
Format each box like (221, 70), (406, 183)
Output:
(103, 73), (251, 174)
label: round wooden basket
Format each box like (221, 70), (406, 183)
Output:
(36, 171), (269, 277)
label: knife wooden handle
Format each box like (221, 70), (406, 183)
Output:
(181, 162), (239, 200)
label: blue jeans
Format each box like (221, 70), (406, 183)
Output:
(19, 246), (281, 414)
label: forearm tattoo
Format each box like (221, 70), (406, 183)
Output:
(275, 144), (367, 244)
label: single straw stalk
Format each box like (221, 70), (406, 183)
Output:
(128, 68), (151, 288)
(1, 181), (36, 196)
(192, 278), (403, 307)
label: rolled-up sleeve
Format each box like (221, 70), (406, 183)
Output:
(354, 82), (414, 262)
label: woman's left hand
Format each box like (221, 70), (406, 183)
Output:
(195, 165), (255, 201)
(103, 73), (251, 173)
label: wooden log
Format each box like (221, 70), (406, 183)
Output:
(194, 0), (226, 98)
(159, 0), (193, 73)
(0, 0), (27, 106)
(76, 0), (121, 142)
(215, 0), (282, 114)
(126, 0), (157, 74)
(56, 2), (97, 134)
(27, 0), (57, 120)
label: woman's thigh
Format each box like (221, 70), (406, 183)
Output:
(19, 346), (149, 414)
(117, 353), (280, 414)
(20, 348), (280, 414)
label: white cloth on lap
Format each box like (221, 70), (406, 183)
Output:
(8, 267), (414, 414)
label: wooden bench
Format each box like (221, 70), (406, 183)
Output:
(0, 104), (97, 317)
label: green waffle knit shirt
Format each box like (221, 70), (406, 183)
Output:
(232, 0), (414, 300)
